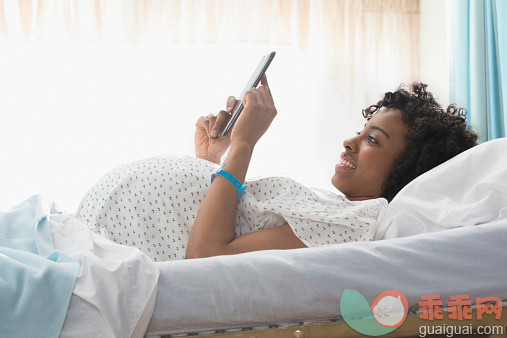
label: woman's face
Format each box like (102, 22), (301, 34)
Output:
(331, 109), (408, 200)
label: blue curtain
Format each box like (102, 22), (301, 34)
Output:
(449, 0), (507, 142)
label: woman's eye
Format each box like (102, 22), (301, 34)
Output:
(368, 136), (378, 144)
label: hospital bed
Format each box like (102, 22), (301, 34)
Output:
(4, 138), (507, 337)
(145, 218), (507, 337)
(65, 137), (507, 337)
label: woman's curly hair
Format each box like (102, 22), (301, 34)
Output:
(362, 83), (478, 202)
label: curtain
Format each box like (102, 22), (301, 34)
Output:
(0, 0), (420, 101)
(449, 0), (507, 142)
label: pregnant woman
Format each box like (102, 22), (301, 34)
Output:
(77, 75), (477, 261)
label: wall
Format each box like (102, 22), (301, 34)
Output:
(0, 42), (356, 211)
(420, 0), (450, 106)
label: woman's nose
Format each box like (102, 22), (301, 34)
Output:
(343, 136), (358, 153)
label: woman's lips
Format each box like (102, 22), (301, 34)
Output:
(335, 153), (357, 171)
(335, 162), (354, 171)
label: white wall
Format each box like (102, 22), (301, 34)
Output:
(420, 0), (450, 106)
(0, 42), (363, 212)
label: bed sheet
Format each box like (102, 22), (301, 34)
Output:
(146, 218), (507, 336)
(53, 213), (159, 338)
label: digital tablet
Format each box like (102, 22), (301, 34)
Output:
(221, 51), (276, 138)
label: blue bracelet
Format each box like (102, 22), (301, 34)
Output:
(210, 163), (248, 198)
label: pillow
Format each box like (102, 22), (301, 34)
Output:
(375, 137), (507, 240)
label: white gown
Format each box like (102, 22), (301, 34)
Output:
(77, 155), (387, 261)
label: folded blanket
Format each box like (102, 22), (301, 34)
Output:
(0, 195), (79, 338)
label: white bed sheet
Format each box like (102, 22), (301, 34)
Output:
(52, 214), (159, 338)
(146, 218), (507, 336)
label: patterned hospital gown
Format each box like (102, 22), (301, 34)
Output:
(77, 155), (387, 261)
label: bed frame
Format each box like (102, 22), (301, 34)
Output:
(163, 305), (507, 338)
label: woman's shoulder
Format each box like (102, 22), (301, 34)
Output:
(244, 175), (387, 208)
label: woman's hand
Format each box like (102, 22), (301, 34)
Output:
(194, 110), (232, 165)
(231, 74), (277, 148)
(194, 74), (276, 164)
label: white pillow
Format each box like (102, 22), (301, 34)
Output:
(375, 137), (507, 240)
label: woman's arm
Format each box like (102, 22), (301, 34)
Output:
(187, 223), (307, 259)
(186, 139), (307, 259)
(186, 75), (305, 259)
(185, 140), (253, 258)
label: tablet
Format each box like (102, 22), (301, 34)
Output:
(221, 51), (276, 138)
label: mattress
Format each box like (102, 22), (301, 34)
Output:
(146, 218), (507, 336)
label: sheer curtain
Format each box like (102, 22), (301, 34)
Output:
(0, 0), (419, 95)
(0, 0), (420, 211)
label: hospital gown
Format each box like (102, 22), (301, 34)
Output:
(77, 155), (387, 261)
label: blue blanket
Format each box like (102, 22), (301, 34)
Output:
(0, 195), (79, 338)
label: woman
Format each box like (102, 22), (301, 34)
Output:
(77, 75), (477, 261)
